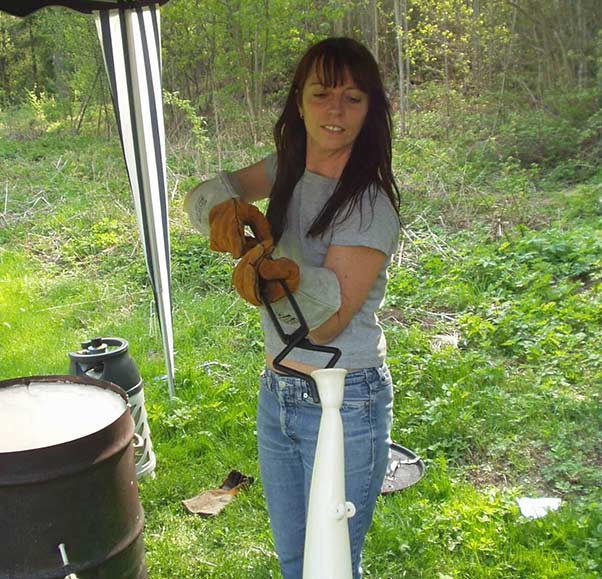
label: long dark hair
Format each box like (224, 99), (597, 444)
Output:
(267, 37), (400, 243)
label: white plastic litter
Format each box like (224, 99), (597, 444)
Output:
(517, 497), (562, 519)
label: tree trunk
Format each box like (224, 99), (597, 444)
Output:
(0, 22), (10, 105)
(74, 65), (102, 135)
(394, 0), (406, 136)
(230, 0), (258, 144)
(212, 80), (223, 172)
(253, 22), (260, 116)
(259, 0), (270, 117)
(333, 7), (343, 36)
(442, 14), (451, 139)
(494, 3), (518, 130)
(472, 0), (482, 96)
(443, 45), (450, 139)
(244, 78), (258, 146)
(209, 15), (222, 170)
(402, 0), (410, 133)
(27, 19), (39, 97)
(371, 0), (379, 62)
(576, 0), (586, 88)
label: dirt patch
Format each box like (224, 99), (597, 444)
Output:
(381, 306), (458, 331)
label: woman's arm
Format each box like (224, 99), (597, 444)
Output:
(184, 157), (272, 213)
(229, 158), (273, 202)
(308, 245), (386, 345)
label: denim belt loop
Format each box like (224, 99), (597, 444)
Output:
(266, 367), (316, 402)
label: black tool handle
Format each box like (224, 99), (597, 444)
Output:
(260, 279), (341, 403)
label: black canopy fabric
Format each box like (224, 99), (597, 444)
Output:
(2, 0), (176, 397)
(2, 0), (170, 17)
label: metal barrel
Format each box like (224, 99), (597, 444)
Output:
(0, 375), (147, 579)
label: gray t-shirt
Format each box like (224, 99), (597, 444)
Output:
(261, 154), (400, 369)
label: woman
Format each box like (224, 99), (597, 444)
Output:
(185, 37), (400, 579)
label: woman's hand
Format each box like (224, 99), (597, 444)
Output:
(209, 198), (272, 259)
(232, 241), (300, 306)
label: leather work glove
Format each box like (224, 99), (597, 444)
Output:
(209, 198), (273, 259)
(232, 240), (300, 306)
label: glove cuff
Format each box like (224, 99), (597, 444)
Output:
(262, 263), (341, 330)
(186, 172), (238, 235)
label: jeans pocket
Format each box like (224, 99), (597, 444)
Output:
(340, 396), (370, 426)
(367, 365), (392, 395)
(344, 367), (391, 401)
(342, 372), (371, 410)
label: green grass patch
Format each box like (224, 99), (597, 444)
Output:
(1, 131), (601, 577)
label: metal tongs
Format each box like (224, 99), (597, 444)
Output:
(260, 279), (340, 404)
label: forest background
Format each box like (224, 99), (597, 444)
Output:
(2, 0), (601, 172)
(1, 1), (602, 578)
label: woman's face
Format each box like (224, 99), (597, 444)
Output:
(299, 65), (369, 164)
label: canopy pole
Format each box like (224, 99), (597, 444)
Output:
(95, 5), (175, 398)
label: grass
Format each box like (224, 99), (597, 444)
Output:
(1, 127), (601, 578)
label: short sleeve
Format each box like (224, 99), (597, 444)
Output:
(331, 191), (400, 257)
(263, 152), (277, 185)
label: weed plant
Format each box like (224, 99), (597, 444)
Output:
(1, 117), (601, 577)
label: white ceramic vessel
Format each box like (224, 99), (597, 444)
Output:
(303, 368), (355, 579)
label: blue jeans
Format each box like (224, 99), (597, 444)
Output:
(257, 365), (394, 579)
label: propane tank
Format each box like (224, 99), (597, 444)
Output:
(68, 337), (156, 479)
(69, 337), (141, 394)
(303, 368), (355, 579)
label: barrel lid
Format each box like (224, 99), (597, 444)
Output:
(0, 377), (127, 453)
(0, 375), (133, 485)
(380, 443), (425, 494)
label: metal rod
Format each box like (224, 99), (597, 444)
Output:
(58, 543), (80, 579)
